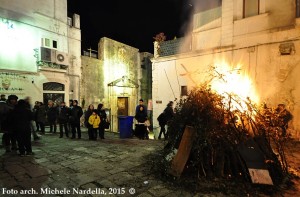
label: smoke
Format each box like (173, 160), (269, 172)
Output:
(177, 0), (223, 54)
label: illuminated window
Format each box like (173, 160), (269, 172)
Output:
(297, 0), (300, 17)
(45, 38), (50, 47)
(181, 86), (188, 96)
(53, 40), (57, 49)
(244, 0), (259, 18)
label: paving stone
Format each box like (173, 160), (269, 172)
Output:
(107, 172), (134, 186)
(165, 191), (194, 197)
(68, 155), (82, 160)
(60, 160), (76, 167)
(19, 176), (49, 191)
(3, 130), (288, 196)
(96, 179), (119, 188)
(24, 165), (52, 178)
(72, 173), (98, 187)
(5, 164), (26, 174)
(148, 185), (173, 197)
(137, 192), (154, 197)
(73, 147), (88, 151)
(108, 167), (126, 174)
(0, 176), (19, 188)
(33, 158), (49, 164)
(0, 171), (12, 179)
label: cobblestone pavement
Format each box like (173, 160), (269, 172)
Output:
(0, 129), (195, 197)
(1, 128), (300, 197)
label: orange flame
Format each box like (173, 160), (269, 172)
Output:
(210, 62), (259, 111)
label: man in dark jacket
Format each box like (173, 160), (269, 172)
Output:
(36, 102), (46, 134)
(47, 100), (58, 133)
(134, 104), (148, 140)
(158, 101), (175, 140)
(0, 94), (8, 130)
(24, 96), (40, 141)
(97, 103), (107, 139)
(58, 101), (70, 138)
(11, 99), (34, 156)
(70, 100), (83, 139)
(0, 94), (9, 148)
(1, 95), (18, 152)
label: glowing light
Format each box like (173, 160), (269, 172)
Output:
(210, 61), (259, 111)
(0, 17), (37, 72)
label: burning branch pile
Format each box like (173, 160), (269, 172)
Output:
(152, 82), (293, 195)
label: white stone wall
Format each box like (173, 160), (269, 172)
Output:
(0, 0), (81, 105)
(153, 1), (300, 138)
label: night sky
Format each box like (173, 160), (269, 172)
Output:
(67, 0), (221, 53)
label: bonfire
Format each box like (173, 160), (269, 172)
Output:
(150, 66), (293, 195)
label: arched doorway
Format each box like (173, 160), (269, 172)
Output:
(43, 82), (65, 104)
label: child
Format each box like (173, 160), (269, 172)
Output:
(88, 110), (101, 140)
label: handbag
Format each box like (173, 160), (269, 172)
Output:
(144, 120), (151, 127)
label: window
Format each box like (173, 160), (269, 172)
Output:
(244, 0), (259, 18)
(42, 38), (58, 49)
(45, 38), (50, 47)
(43, 82), (65, 106)
(53, 40), (57, 49)
(181, 86), (188, 96)
(43, 82), (65, 91)
(297, 0), (300, 18)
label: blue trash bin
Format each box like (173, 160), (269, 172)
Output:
(118, 116), (134, 138)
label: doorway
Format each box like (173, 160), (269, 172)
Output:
(117, 97), (128, 116)
(43, 82), (65, 105)
(43, 93), (64, 105)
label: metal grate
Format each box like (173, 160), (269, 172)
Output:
(43, 82), (65, 91)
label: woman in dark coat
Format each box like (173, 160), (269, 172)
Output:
(36, 102), (47, 134)
(47, 100), (58, 133)
(85, 104), (94, 140)
(11, 99), (34, 156)
(97, 103), (107, 139)
(134, 105), (148, 139)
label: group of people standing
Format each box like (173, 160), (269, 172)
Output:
(33, 99), (109, 140)
(0, 94), (110, 156)
(0, 94), (34, 156)
(84, 103), (108, 140)
(134, 99), (175, 140)
(32, 99), (84, 139)
(1, 93), (175, 156)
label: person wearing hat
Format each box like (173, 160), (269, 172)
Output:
(0, 94), (6, 102)
(2, 95), (18, 152)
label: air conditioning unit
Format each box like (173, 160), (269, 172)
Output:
(39, 47), (55, 62)
(55, 51), (69, 65)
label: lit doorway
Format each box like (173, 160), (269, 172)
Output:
(117, 97), (128, 116)
(43, 82), (65, 104)
(43, 93), (64, 105)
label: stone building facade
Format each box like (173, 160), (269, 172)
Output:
(152, 0), (300, 138)
(0, 0), (81, 105)
(81, 37), (153, 132)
